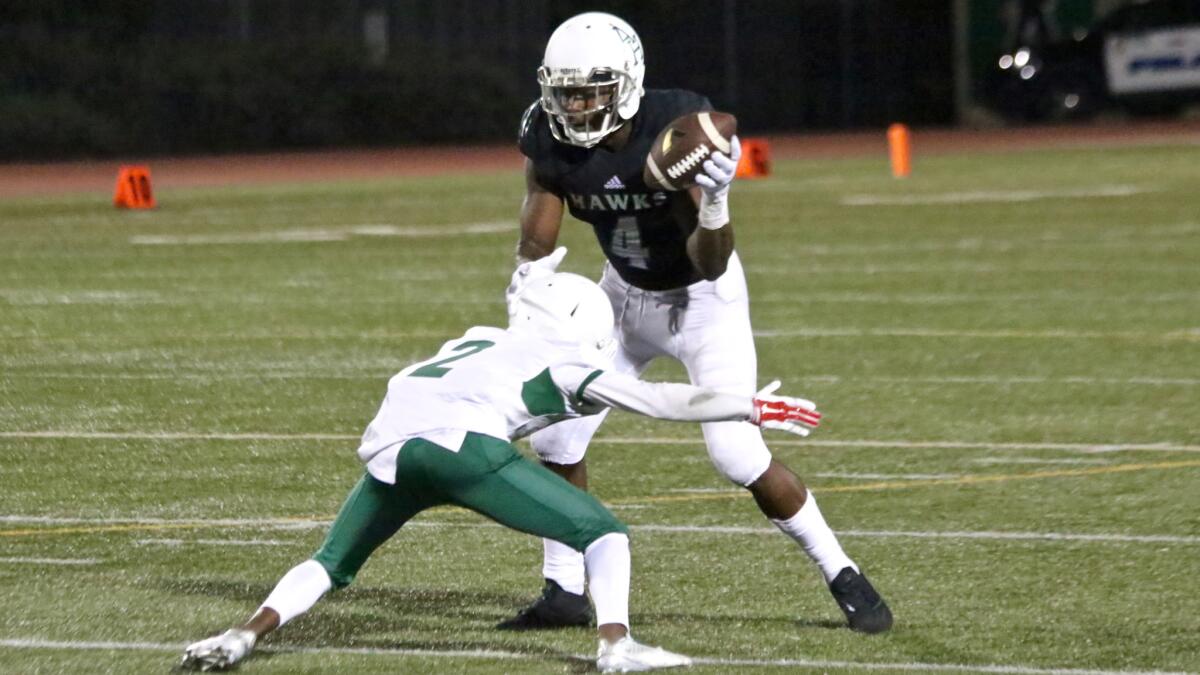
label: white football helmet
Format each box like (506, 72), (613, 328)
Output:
(538, 12), (646, 148)
(509, 272), (616, 362)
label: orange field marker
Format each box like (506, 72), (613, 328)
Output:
(113, 165), (156, 209)
(887, 123), (911, 178)
(735, 137), (771, 179)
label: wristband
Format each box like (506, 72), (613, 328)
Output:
(697, 191), (729, 230)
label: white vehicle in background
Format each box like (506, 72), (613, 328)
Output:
(987, 0), (1200, 121)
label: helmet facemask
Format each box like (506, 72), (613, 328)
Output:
(538, 66), (636, 148)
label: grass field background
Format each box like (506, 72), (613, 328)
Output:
(1, 141), (1198, 674)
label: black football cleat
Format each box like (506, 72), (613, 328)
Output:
(828, 567), (893, 634)
(496, 579), (593, 631)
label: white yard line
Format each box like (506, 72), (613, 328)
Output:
(790, 375), (1200, 387)
(600, 438), (1200, 454)
(0, 290), (165, 306)
(4, 515), (1198, 545)
(814, 472), (963, 480)
(624, 524), (1200, 545)
(3, 372), (376, 380)
(753, 327), (1199, 342)
(134, 538), (289, 546)
(2, 431), (1198, 454)
(666, 487), (743, 493)
(7, 373), (1199, 386)
(742, 225), (1200, 256)
(0, 515), (327, 528)
(0, 557), (100, 565)
(971, 457), (1111, 466)
(833, 530), (1200, 545)
(129, 222), (513, 245)
(0, 431), (358, 441)
(0, 637), (1188, 674)
(841, 185), (1151, 206)
(752, 262), (1198, 274)
(606, 438), (1200, 454)
(754, 292), (1198, 306)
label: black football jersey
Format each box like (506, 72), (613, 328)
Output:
(519, 89), (713, 291)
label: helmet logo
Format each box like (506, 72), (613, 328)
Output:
(611, 25), (643, 67)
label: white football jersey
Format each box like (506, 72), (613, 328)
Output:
(357, 325), (753, 484)
(357, 326), (606, 482)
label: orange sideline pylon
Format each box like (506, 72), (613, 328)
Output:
(114, 165), (156, 209)
(887, 123), (911, 178)
(735, 137), (771, 179)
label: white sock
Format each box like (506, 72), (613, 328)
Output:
(583, 533), (630, 629)
(771, 491), (858, 583)
(543, 538), (586, 595)
(260, 559), (333, 627)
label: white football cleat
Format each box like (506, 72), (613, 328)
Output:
(597, 635), (692, 672)
(181, 628), (256, 671)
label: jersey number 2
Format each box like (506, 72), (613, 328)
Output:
(409, 340), (495, 378)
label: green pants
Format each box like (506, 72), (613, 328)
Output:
(313, 432), (627, 588)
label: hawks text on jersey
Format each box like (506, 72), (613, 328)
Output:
(519, 89), (713, 290)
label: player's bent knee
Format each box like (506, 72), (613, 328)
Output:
(714, 453), (771, 486)
(561, 513), (629, 553)
(703, 422), (773, 486)
(536, 445), (588, 466)
(311, 551), (359, 590)
(530, 411), (607, 465)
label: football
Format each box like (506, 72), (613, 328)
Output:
(643, 111), (738, 191)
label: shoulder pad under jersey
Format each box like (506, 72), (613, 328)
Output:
(638, 89), (715, 130)
(518, 100), (551, 160)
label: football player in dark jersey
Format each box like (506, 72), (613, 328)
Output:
(500, 12), (892, 636)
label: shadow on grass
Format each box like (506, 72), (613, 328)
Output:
(158, 576), (536, 622)
(160, 576), (839, 672)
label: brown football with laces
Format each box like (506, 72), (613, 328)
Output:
(643, 111), (737, 191)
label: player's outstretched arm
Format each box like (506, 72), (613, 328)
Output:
(687, 135), (741, 280)
(569, 369), (820, 437)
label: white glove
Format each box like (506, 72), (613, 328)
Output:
(749, 380), (821, 437)
(181, 628), (256, 671)
(693, 134), (742, 200)
(506, 246), (567, 320)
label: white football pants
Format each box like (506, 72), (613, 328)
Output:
(531, 252), (771, 487)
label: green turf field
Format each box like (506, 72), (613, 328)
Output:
(2, 143), (1198, 674)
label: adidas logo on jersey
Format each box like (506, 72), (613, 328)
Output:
(603, 175), (625, 190)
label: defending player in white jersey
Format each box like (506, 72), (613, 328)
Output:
(182, 250), (821, 673)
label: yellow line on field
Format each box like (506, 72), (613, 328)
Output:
(609, 459), (1200, 505)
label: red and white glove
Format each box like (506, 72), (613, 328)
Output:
(750, 380), (821, 436)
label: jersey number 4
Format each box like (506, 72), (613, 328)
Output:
(408, 340), (495, 378)
(610, 216), (649, 270)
